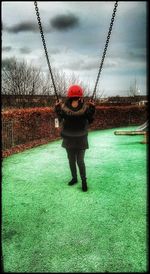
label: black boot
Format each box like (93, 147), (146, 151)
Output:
(68, 178), (78, 186)
(82, 179), (88, 192)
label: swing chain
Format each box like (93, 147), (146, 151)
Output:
(34, 1), (59, 100)
(92, 1), (118, 100)
(34, 1), (118, 101)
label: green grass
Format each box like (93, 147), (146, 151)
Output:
(2, 127), (147, 272)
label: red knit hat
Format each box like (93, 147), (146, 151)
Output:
(67, 85), (83, 97)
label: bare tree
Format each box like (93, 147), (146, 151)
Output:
(128, 78), (140, 97)
(2, 57), (43, 95)
(53, 69), (68, 97)
(2, 57), (102, 107)
(39, 73), (52, 95)
(66, 72), (92, 98)
(2, 58), (18, 95)
(44, 69), (89, 98)
(38, 68), (68, 97)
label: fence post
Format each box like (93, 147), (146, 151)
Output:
(11, 120), (14, 147)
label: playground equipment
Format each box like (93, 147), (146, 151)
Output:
(114, 121), (148, 144)
(114, 130), (146, 136)
(114, 121), (148, 135)
(34, 1), (118, 101)
(136, 121), (148, 131)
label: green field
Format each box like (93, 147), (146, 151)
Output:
(2, 127), (147, 272)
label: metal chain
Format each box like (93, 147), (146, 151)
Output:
(34, 1), (59, 100)
(91, 1), (118, 100)
(34, 1), (118, 101)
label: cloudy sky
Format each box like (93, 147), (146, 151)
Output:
(2, 1), (147, 97)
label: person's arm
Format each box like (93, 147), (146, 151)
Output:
(85, 100), (95, 124)
(55, 100), (65, 121)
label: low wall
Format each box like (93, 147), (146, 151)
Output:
(2, 105), (147, 157)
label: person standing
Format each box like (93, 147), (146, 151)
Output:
(55, 85), (95, 192)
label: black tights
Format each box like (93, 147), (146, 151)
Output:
(66, 149), (86, 180)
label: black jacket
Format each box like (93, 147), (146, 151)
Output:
(55, 100), (95, 149)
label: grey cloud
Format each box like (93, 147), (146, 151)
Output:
(2, 23), (7, 31)
(49, 48), (61, 54)
(2, 46), (12, 52)
(2, 57), (16, 68)
(64, 57), (118, 72)
(19, 47), (32, 54)
(128, 49), (146, 61)
(103, 60), (119, 68)
(63, 59), (96, 71)
(50, 13), (79, 31)
(4, 21), (39, 33)
(104, 46), (146, 65)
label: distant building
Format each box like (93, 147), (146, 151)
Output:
(1, 94), (148, 109)
(98, 95), (148, 106)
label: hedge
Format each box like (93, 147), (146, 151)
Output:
(2, 105), (147, 157)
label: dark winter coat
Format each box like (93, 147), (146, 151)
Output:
(55, 100), (95, 149)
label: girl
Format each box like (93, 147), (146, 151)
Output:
(55, 85), (95, 192)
